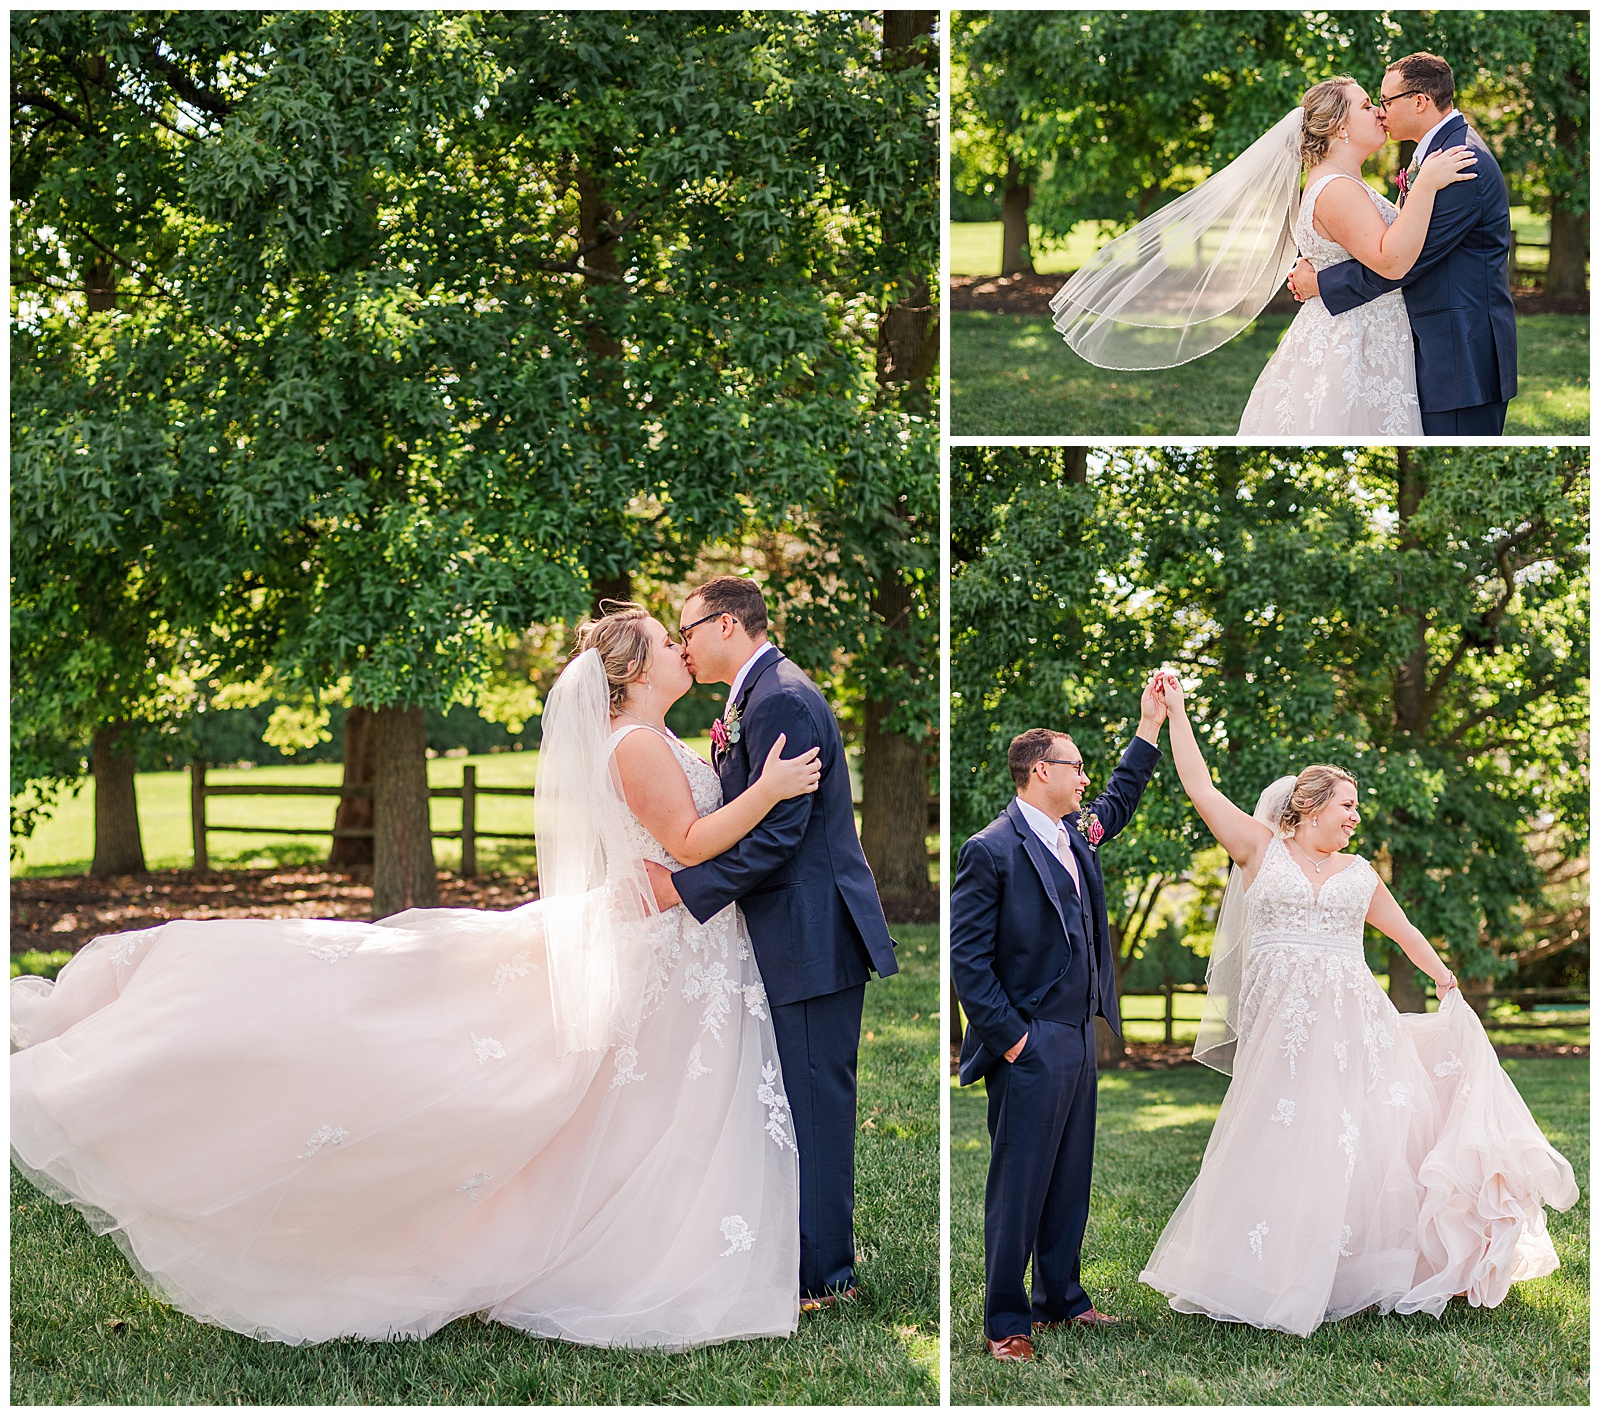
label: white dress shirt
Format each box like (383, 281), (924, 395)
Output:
(1410, 110), (1458, 169)
(726, 641), (776, 714)
(1015, 796), (1084, 898)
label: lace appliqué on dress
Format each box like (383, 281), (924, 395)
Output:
(493, 952), (532, 993)
(757, 1060), (797, 1152)
(471, 1031), (507, 1064)
(1338, 1108), (1360, 1180)
(457, 1172), (490, 1199)
(1271, 1099), (1296, 1128)
(611, 1044), (646, 1089)
(302, 940), (354, 964)
(720, 1215), (756, 1256)
(298, 1124), (349, 1159)
(1247, 1221), (1269, 1261)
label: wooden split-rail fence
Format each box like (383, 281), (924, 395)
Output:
(190, 763), (535, 878)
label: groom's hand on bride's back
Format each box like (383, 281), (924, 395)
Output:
(1288, 257), (1318, 302)
(643, 860), (681, 910)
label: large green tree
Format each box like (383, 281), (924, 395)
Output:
(952, 446), (1589, 1052)
(12, 11), (939, 912)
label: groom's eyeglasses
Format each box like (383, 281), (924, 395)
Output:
(673, 610), (735, 646)
(1041, 757), (1089, 777)
(1375, 88), (1426, 111)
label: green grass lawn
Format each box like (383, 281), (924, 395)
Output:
(950, 310), (1589, 437)
(9, 927), (938, 1404)
(950, 1058), (1588, 1404)
(950, 209), (1557, 279)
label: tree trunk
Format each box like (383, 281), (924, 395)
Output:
(1544, 205), (1588, 301)
(1386, 448), (1432, 1017)
(1000, 157), (1035, 276)
(858, 8), (938, 905)
(1095, 1016), (1122, 1068)
(860, 692), (930, 894)
(370, 706), (437, 919)
(328, 706), (375, 868)
(90, 721), (146, 877)
(86, 259), (116, 314)
(1062, 446), (1088, 483)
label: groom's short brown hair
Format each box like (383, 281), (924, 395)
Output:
(691, 574), (769, 636)
(1008, 728), (1066, 789)
(1385, 52), (1454, 111)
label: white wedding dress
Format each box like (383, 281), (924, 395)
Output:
(11, 726), (800, 1348)
(1238, 173), (1424, 435)
(1141, 836), (1577, 1336)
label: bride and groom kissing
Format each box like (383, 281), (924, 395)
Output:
(1054, 51), (1517, 435)
(952, 673), (1575, 1361)
(12, 577), (900, 1348)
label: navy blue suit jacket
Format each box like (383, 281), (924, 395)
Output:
(674, 649), (899, 1007)
(950, 737), (1161, 1085)
(1317, 113), (1516, 414)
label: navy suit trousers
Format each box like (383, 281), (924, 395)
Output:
(983, 1017), (1098, 1339)
(1421, 401), (1508, 436)
(772, 982), (866, 1297)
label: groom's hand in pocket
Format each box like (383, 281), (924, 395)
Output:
(1004, 1031), (1029, 1064)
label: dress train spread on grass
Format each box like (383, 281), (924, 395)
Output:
(12, 683), (800, 1347)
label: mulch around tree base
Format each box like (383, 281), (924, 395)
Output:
(11, 870), (938, 956)
(950, 274), (1585, 318)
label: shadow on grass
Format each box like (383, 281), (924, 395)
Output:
(11, 931), (939, 1404)
(951, 312), (1590, 437)
(951, 1060), (1588, 1404)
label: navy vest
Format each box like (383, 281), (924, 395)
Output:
(1034, 845), (1098, 1023)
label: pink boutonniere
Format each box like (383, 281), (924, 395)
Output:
(709, 703), (742, 755)
(1078, 807), (1104, 850)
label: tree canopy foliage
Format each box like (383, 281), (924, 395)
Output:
(11, 10), (938, 894)
(951, 446), (1589, 1007)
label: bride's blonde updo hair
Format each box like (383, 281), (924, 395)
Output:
(1279, 763), (1358, 833)
(570, 600), (655, 712)
(1300, 76), (1357, 168)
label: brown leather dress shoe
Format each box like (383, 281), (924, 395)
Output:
(1034, 1306), (1122, 1330)
(800, 1286), (856, 1314)
(986, 1334), (1035, 1362)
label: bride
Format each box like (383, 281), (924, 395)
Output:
(1139, 674), (1577, 1336)
(1051, 77), (1476, 435)
(11, 604), (818, 1348)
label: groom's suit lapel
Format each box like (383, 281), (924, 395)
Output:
(1006, 801), (1071, 943)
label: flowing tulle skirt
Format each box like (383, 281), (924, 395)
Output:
(11, 900), (800, 1347)
(1141, 957), (1577, 1336)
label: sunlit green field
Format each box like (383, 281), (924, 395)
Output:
(950, 208), (1556, 278)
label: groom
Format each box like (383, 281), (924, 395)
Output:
(644, 575), (899, 1308)
(950, 682), (1165, 1362)
(1288, 51), (1517, 434)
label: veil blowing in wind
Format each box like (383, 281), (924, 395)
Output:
(1050, 108), (1304, 370)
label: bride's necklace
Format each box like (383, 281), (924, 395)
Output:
(617, 708), (669, 735)
(1289, 837), (1337, 874)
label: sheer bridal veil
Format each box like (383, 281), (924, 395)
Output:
(1192, 774), (1297, 1074)
(1051, 107), (1305, 369)
(535, 647), (653, 1055)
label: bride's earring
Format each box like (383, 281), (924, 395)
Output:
(1311, 817), (1319, 827)
(1340, 131), (1349, 144)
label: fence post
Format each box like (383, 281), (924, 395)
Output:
(1163, 979), (1174, 1045)
(461, 765), (477, 879)
(191, 759), (208, 873)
